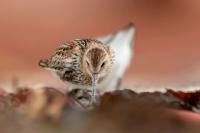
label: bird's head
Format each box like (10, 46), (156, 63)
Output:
(83, 43), (113, 81)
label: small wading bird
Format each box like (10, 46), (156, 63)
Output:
(39, 23), (135, 106)
(39, 39), (114, 103)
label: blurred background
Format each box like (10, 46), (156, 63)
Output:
(0, 0), (200, 91)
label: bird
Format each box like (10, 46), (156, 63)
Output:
(39, 23), (135, 106)
(96, 23), (136, 92)
(39, 39), (114, 103)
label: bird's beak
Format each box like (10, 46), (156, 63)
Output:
(92, 73), (99, 85)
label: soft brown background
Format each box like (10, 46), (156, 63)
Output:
(0, 0), (200, 90)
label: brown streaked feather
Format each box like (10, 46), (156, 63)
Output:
(87, 48), (106, 68)
(39, 42), (80, 70)
(39, 39), (114, 87)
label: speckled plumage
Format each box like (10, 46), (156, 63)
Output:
(39, 39), (114, 89)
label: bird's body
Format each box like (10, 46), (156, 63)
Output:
(39, 39), (114, 94)
(39, 23), (135, 106)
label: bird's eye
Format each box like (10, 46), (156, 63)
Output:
(86, 60), (90, 66)
(101, 61), (106, 68)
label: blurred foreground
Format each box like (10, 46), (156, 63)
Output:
(0, 86), (200, 133)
